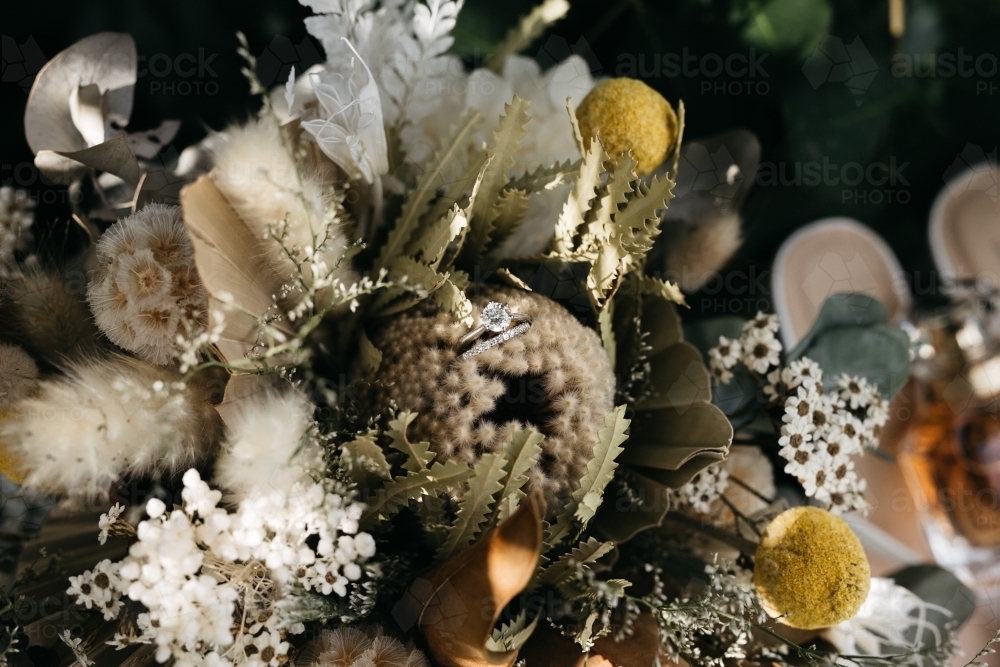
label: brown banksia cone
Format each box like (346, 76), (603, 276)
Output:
(356, 288), (615, 511)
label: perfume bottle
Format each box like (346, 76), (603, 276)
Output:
(897, 308), (1000, 585)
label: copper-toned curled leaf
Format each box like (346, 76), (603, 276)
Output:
(25, 32), (137, 155)
(180, 176), (291, 366)
(395, 494), (543, 667)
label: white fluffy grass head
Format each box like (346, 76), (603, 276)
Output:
(210, 118), (352, 305)
(87, 203), (207, 365)
(213, 388), (323, 501)
(0, 342), (39, 410)
(667, 212), (743, 292)
(0, 355), (219, 494)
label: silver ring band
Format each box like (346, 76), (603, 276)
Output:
(458, 313), (529, 347)
(462, 322), (531, 360)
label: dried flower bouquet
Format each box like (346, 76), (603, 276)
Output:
(0, 2), (993, 667)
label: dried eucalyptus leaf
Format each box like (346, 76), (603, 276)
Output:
(789, 294), (910, 398)
(642, 297), (683, 357)
(37, 135), (141, 187)
(592, 470), (673, 544)
(572, 405), (630, 526)
(495, 429), (545, 522)
(387, 411), (434, 472)
(25, 32), (137, 154)
(33, 150), (88, 184)
(625, 402), (732, 472)
(437, 453), (509, 561)
(634, 341), (712, 411)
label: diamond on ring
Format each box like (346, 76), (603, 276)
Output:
(481, 301), (512, 332)
(458, 300), (531, 358)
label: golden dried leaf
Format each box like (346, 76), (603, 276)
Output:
(398, 494), (544, 667)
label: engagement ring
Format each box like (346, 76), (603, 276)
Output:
(460, 301), (531, 359)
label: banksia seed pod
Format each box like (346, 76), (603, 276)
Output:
(87, 203), (207, 365)
(357, 288), (615, 511)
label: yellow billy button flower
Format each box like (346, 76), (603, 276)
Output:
(575, 77), (679, 175)
(753, 506), (870, 630)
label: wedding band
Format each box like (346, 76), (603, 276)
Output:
(459, 301), (531, 359)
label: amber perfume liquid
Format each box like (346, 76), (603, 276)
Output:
(898, 383), (1000, 583)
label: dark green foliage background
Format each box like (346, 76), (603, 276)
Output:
(2, 0), (998, 317)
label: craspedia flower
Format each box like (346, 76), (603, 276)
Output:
(753, 506), (870, 630)
(356, 288), (615, 510)
(300, 627), (428, 667)
(575, 77), (679, 175)
(87, 203), (207, 365)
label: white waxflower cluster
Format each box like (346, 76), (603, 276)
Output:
(673, 464), (731, 515)
(67, 559), (125, 621)
(709, 312), (889, 514)
(87, 203), (207, 365)
(0, 186), (34, 276)
(708, 312), (781, 383)
(67, 469), (375, 667)
(772, 365), (887, 514)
